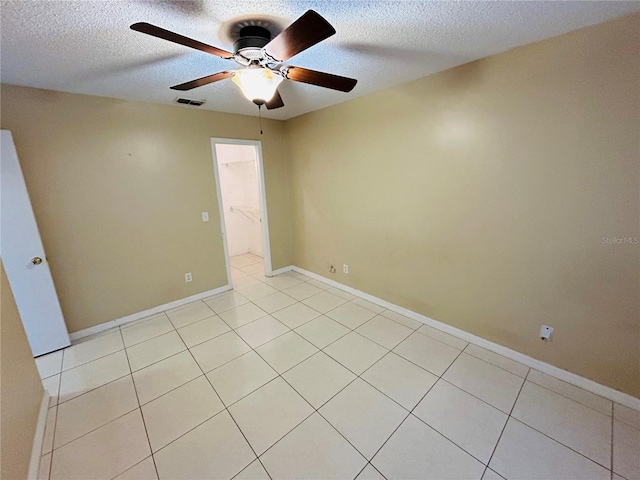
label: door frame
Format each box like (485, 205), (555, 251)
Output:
(210, 138), (273, 284)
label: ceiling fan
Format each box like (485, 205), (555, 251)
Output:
(130, 10), (357, 110)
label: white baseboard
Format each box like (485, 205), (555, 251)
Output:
(69, 285), (232, 342)
(269, 265), (293, 277)
(28, 392), (50, 480)
(291, 266), (640, 411)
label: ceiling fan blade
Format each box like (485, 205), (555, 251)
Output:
(131, 22), (234, 59)
(170, 71), (234, 91)
(263, 10), (335, 62)
(285, 66), (357, 92)
(265, 90), (284, 110)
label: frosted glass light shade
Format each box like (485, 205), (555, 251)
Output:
(232, 68), (283, 104)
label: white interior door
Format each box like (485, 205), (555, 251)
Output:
(1, 130), (70, 356)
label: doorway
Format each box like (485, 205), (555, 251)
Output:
(210, 139), (272, 288)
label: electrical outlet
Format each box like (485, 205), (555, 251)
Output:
(185, 272), (192, 283)
(540, 325), (553, 340)
(329, 264), (336, 273)
(343, 264), (349, 274)
(201, 212), (209, 222)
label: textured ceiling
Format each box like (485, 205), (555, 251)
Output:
(1, 1), (638, 120)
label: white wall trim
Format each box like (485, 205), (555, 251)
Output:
(291, 266), (640, 411)
(270, 265), (293, 276)
(69, 284), (232, 342)
(28, 392), (50, 480)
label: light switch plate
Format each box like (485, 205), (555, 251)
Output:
(202, 212), (209, 222)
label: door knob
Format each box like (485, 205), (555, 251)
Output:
(31, 257), (43, 265)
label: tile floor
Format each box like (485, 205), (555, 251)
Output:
(34, 252), (640, 480)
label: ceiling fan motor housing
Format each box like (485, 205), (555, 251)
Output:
(233, 25), (271, 61)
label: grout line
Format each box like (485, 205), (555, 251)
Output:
(118, 328), (161, 480)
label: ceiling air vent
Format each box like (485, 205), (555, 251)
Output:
(175, 97), (206, 106)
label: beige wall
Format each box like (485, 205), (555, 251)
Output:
(0, 86), (293, 333)
(1, 260), (44, 480)
(286, 14), (640, 397)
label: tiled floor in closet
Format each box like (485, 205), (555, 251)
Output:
(35, 252), (639, 480)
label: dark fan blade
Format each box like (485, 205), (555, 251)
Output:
(131, 22), (234, 59)
(265, 90), (284, 110)
(285, 66), (357, 92)
(170, 71), (234, 91)
(263, 10), (335, 62)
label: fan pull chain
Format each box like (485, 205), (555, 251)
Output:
(258, 104), (263, 135)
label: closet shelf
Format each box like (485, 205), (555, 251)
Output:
(230, 205), (261, 223)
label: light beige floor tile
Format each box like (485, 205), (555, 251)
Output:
(219, 303), (269, 328)
(233, 272), (263, 289)
(50, 410), (151, 480)
(613, 419), (640, 480)
(229, 378), (314, 455)
(126, 331), (186, 372)
(166, 301), (215, 329)
(326, 287), (356, 301)
(190, 331), (251, 373)
(55, 376), (138, 449)
(154, 411), (255, 480)
(132, 351), (201, 405)
(241, 262), (266, 276)
(489, 419), (610, 480)
(231, 255), (261, 268)
(237, 282), (278, 301)
(614, 403), (640, 429)
(416, 324), (468, 350)
(235, 315), (289, 348)
(142, 376), (224, 452)
(372, 415), (485, 480)
(351, 297), (385, 314)
(114, 457), (157, 480)
(261, 413), (367, 479)
(380, 310), (422, 330)
(206, 351), (277, 406)
(357, 316), (413, 349)
(36, 350), (63, 379)
(305, 279), (332, 290)
(525, 370), (612, 416)
(263, 274), (303, 290)
(283, 352), (356, 409)
(204, 291), (249, 314)
(281, 282), (323, 301)
(43, 374), (60, 406)
(512, 381), (611, 467)
(324, 332), (388, 375)
(482, 469), (505, 480)
(302, 291), (348, 313)
(62, 331), (124, 371)
(252, 291), (297, 314)
(393, 332), (460, 376)
(295, 316), (350, 349)
(320, 379), (407, 459)
(356, 464), (386, 480)
(362, 352), (438, 410)
(413, 380), (508, 464)
(176, 315), (230, 348)
(464, 344), (529, 378)
(443, 353), (523, 413)
(272, 302), (322, 329)
(285, 271), (312, 282)
(43, 406), (56, 454)
(59, 350), (130, 403)
(121, 314), (174, 348)
(38, 453), (51, 480)
(256, 331), (318, 373)
(326, 302), (378, 329)
(234, 460), (270, 480)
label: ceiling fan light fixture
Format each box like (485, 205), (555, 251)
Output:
(232, 68), (283, 105)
